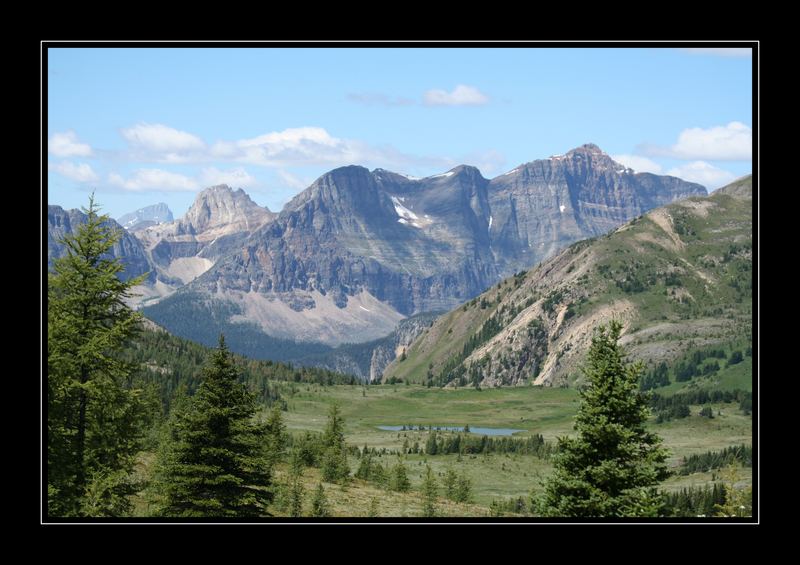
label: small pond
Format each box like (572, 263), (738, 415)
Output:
(377, 425), (524, 437)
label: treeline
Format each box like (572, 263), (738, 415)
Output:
(120, 327), (358, 412)
(662, 484), (728, 517)
(640, 344), (751, 391)
(421, 431), (554, 459)
(679, 445), (752, 475)
(649, 389), (752, 422)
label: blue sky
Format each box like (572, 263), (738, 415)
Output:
(47, 46), (753, 219)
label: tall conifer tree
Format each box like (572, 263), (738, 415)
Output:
(538, 321), (669, 517)
(48, 195), (147, 516)
(155, 336), (272, 517)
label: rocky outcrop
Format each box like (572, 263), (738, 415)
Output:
(117, 203), (173, 231)
(368, 312), (440, 381)
(134, 185), (276, 286)
(488, 144), (706, 273)
(48, 205), (154, 283)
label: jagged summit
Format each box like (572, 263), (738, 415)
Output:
(567, 142), (605, 155)
(181, 184), (273, 234)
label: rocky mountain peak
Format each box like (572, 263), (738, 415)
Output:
(180, 184), (273, 235)
(117, 202), (174, 230)
(567, 142), (605, 155)
(561, 143), (623, 171)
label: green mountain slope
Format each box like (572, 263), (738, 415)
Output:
(384, 176), (753, 389)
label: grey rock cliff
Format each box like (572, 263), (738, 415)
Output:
(48, 205), (154, 284)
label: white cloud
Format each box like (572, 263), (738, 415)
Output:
(681, 48), (752, 58)
(50, 161), (98, 182)
(109, 169), (199, 192)
(199, 167), (258, 188)
(666, 161), (735, 190)
(423, 85), (490, 106)
(48, 131), (93, 157)
(277, 169), (311, 190)
(121, 123), (205, 156)
(641, 122), (752, 161)
(611, 154), (663, 174)
(461, 150), (506, 176)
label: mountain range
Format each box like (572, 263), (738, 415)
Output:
(383, 176), (752, 387)
(47, 143), (708, 377)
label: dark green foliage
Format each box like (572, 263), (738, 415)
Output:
(539, 322), (670, 517)
(640, 362), (670, 391)
(454, 474), (473, 504)
(310, 483), (330, 517)
(414, 430), (553, 459)
(679, 445), (752, 475)
(443, 468), (458, 500)
(671, 347), (732, 383)
(663, 484), (727, 517)
(119, 326), (353, 414)
(425, 432), (439, 455)
(421, 465), (438, 517)
(355, 452), (386, 486)
(264, 405), (288, 467)
(154, 336), (273, 517)
(649, 389), (752, 422)
(320, 404), (349, 483)
(727, 350), (744, 367)
(286, 450), (305, 517)
(388, 460), (411, 492)
(47, 196), (151, 517)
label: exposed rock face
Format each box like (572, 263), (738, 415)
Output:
(384, 176), (751, 388)
(200, 166), (496, 314)
(487, 144), (707, 273)
(48, 205), (154, 283)
(134, 185), (276, 286)
(117, 203), (173, 231)
(368, 312), (440, 381)
(151, 145), (705, 348)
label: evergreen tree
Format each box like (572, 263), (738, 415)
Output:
(155, 336), (272, 517)
(538, 321), (670, 517)
(264, 404), (287, 467)
(389, 460), (411, 492)
(421, 465), (438, 517)
(443, 467), (458, 501)
(310, 483), (330, 517)
(287, 450), (305, 518)
(47, 195), (149, 516)
(454, 474), (473, 504)
(321, 404), (349, 483)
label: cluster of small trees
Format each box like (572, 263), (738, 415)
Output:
(679, 445), (752, 475)
(421, 431), (553, 458)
